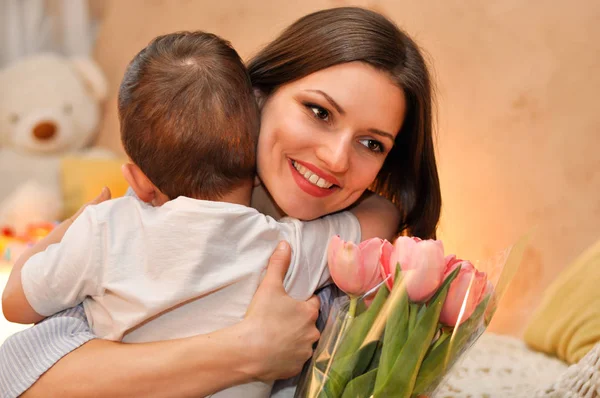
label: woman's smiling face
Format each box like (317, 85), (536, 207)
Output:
(256, 62), (407, 220)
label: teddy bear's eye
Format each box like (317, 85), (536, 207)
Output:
(8, 113), (19, 124)
(63, 104), (73, 115)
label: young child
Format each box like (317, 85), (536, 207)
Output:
(2, 31), (396, 397)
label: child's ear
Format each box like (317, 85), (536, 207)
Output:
(121, 163), (156, 203)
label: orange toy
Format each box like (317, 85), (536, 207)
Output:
(1, 222), (55, 264)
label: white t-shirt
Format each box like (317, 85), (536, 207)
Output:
(21, 195), (361, 397)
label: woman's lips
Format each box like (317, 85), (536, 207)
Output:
(288, 159), (338, 198)
(292, 159), (341, 186)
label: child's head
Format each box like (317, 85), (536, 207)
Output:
(118, 31), (259, 203)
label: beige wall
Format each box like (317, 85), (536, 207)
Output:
(92, 0), (600, 336)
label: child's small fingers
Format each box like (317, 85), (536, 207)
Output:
(71, 188), (112, 221)
(93, 187), (112, 204)
(101, 186), (112, 200)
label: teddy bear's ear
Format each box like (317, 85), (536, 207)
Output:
(69, 57), (108, 102)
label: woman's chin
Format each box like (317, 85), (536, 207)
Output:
(279, 200), (327, 221)
(259, 178), (348, 220)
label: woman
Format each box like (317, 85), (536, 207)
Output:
(1, 7), (441, 397)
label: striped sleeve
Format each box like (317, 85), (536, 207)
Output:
(0, 305), (95, 398)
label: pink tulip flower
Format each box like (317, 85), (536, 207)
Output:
(439, 255), (488, 327)
(327, 236), (389, 297)
(381, 236), (446, 303)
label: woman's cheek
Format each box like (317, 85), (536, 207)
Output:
(351, 155), (381, 186)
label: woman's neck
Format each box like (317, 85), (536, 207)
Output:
(250, 184), (285, 219)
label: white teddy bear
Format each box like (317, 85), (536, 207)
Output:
(0, 53), (111, 234)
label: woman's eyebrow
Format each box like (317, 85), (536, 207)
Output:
(305, 89), (345, 115)
(305, 89), (395, 142)
(368, 128), (395, 142)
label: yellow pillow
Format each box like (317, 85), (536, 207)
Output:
(60, 155), (129, 219)
(524, 238), (600, 364)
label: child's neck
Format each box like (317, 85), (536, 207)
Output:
(193, 180), (253, 207)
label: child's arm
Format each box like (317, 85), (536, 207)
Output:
(349, 192), (400, 242)
(2, 188), (111, 324)
(2, 220), (74, 323)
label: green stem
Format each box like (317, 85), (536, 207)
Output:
(348, 297), (358, 318)
(408, 302), (418, 332)
(430, 328), (451, 352)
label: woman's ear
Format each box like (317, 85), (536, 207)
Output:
(121, 163), (156, 203)
(254, 88), (267, 109)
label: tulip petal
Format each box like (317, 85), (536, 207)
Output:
(359, 238), (383, 269)
(393, 236), (418, 271)
(439, 260), (488, 326)
(358, 238), (385, 292)
(379, 240), (394, 288)
(403, 239), (446, 302)
(386, 237), (417, 290)
(328, 236), (361, 295)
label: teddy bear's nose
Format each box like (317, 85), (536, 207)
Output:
(32, 122), (57, 141)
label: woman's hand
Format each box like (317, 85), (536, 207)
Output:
(242, 241), (321, 381)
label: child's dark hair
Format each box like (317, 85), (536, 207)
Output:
(119, 31), (259, 200)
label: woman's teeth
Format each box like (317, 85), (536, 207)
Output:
(292, 160), (334, 189)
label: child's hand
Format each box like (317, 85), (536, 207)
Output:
(68, 186), (112, 223)
(2, 187), (112, 325)
(50, 187), (112, 245)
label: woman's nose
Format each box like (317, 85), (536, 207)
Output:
(315, 135), (351, 174)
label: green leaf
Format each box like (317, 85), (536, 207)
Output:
(341, 368), (378, 398)
(317, 285), (389, 397)
(408, 302), (421, 332)
(316, 369), (344, 398)
(372, 266), (461, 398)
(335, 284), (389, 360)
(316, 340), (380, 397)
(412, 294), (491, 395)
(374, 272), (409, 388)
(366, 341), (383, 372)
(355, 299), (368, 316)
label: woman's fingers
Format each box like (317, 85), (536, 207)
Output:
(243, 242), (322, 381)
(262, 241), (291, 289)
(306, 294), (321, 311)
(245, 241), (290, 317)
(305, 295), (321, 324)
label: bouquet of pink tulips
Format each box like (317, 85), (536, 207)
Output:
(295, 235), (525, 398)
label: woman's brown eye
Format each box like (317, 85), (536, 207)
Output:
(368, 141), (381, 151)
(309, 105), (329, 121)
(64, 104), (73, 115)
(359, 139), (384, 153)
(9, 113), (19, 124)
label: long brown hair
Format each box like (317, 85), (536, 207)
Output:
(247, 7), (441, 239)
